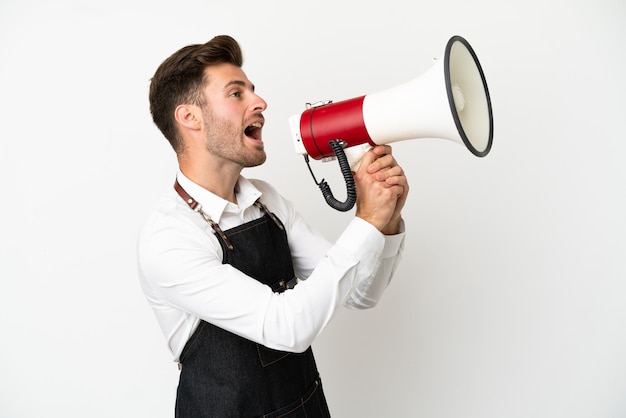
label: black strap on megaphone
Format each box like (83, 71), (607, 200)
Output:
(304, 139), (356, 212)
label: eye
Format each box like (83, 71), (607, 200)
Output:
(229, 90), (241, 98)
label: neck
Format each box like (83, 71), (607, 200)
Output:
(179, 157), (241, 204)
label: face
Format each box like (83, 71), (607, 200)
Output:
(200, 63), (268, 168)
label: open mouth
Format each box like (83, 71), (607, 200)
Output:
(245, 122), (263, 140)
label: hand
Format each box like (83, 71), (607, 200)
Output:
(353, 145), (409, 234)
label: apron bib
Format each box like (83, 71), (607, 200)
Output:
(174, 200), (331, 418)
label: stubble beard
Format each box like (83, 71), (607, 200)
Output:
(203, 110), (267, 168)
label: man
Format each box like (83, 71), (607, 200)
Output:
(138, 35), (408, 417)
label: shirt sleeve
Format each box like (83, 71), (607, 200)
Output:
(341, 219), (405, 309)
(275, 184), (405, 311)
(285, 206), (405, 309)
(138, 188), (405, 356)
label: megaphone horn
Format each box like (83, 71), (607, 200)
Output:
(289, 35), (493, 211)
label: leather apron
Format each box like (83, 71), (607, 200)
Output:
(174, 202), (331, 418)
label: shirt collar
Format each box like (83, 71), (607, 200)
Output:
(176, 169), (262, 223)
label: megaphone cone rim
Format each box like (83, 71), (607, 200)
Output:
(445, 35), (494, 157)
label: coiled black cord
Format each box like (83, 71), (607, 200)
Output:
(304, 140), (357, 212)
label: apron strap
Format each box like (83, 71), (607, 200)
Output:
(174, 180), (233, 250)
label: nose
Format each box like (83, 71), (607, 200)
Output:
(252, 92), (267, 112)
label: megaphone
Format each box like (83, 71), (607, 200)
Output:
(288, 35), (493, 211)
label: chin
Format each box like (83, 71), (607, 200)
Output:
(245, 153), (266, 168)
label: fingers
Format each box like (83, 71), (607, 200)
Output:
(363, 145), (404, 185)
(375, 165), (403, 182)
(356, 144), (383, 171)
(364, 145), (393, 172)
(359, 146), (391, 174)
(353, 145), (409, 231)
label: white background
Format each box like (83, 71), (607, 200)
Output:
(1, 0), (625, 417)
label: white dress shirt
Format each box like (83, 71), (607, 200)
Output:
(137, 170), (405, 361)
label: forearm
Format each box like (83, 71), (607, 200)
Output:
(343, 219), (405, 309)
(140, 216), (390, 354)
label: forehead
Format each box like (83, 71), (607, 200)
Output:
(203, 62), (253, 90)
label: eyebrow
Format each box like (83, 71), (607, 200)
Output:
(224, 80), (255, 92)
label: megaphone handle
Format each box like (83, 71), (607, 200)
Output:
(304, 140), (357, 212)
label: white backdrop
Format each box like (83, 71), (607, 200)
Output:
(1, 0), (625, 417)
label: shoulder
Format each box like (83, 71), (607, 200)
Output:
(246, 178), (298, 227)
(138, 187), (214, 251)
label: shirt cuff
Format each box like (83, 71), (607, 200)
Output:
(334, 217), (386, 261)
(381, 218), (406, 258)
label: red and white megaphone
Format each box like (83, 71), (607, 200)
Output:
(288, 35), (493, 211)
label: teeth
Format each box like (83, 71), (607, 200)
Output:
(250, 122), (262, 128)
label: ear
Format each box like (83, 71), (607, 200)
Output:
(174, 104), (202, 132)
